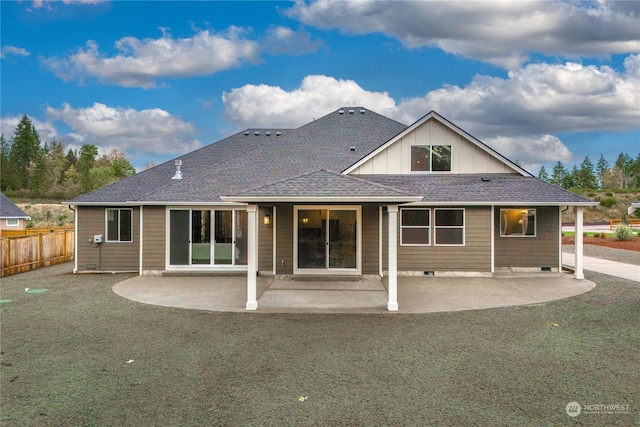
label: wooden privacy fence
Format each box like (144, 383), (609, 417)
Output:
(2, 227), (73, 239)
(609, 218), (640, 230)
(1, 230), (74, 277)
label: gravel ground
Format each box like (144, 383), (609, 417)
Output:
(562, 244), (640, 266)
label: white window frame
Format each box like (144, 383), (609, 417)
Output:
(105, 208), (133, 243)
(410, 145), (452, 173)
(434, 208), (465, 246)
(400, 208), (431, 246)
(500, 208), (537, 238)
(5, 218), (19, 227)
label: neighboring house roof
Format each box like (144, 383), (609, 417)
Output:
(0, 192), (30, 219)
(631, 199), (640, 208)
(66, 107), (595, 207)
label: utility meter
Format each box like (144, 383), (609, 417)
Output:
(93, 234), (103, 244)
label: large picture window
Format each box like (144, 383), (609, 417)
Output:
(106, 208), (132, 242)
(400, 209), (431, 245)
(411, 145), (452, 172)
(434, 209), (464, 246)
(500, 209), (536, 237)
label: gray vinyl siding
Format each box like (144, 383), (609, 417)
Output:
(142, 206), (165, 271)
(76, 206), (140, 272)
(259, 206), (274, 272)
(382, 206), (492, 272)
(275, 204), (294, 274)
(362, 205), (379, 274)
(494, 206), (559, 268)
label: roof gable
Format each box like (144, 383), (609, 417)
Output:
(344, 111), (531, 177)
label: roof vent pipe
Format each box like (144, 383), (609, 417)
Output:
(172, 160), (183, 180)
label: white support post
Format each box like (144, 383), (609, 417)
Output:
(574, 206), (584, 280)
(246, 205), (258, 310)
(387, 205), (399, 311)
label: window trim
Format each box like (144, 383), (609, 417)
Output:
(5, 218), (20, 227)
(433, 208), (465, 246)
(105, 208), (133, 243)
(410, 144), (452, 173)
(499, 208), (537, 238)
(400, 208), (431, 246)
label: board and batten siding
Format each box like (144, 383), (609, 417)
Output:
(76, 206), (139, 272)
(142, 206), (165, 271)
(258, 206), (274, 273)
(494, 206), (559, 268)
(382, 206), (492, 272)
(350, 119), (514, 175)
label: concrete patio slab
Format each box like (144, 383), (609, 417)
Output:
(113, 273), (595, 314)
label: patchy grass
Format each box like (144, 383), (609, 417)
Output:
(1, 264), (638, 426)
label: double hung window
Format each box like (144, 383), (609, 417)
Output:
(106, 208), (132, 242)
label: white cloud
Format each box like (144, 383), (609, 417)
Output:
(31, 0), (107, 10)
(222, 75), (397, 128)
(1, 46), (30, 59)
(221, 56), (639, 168)
(44, 102), (200, 156)
(263, 26), (324, 55)
(286, 0), (640, 69)
(42, 28), (260, 88)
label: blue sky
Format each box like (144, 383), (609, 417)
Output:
(1, 0), (639, 173)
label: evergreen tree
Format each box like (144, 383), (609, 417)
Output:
(550, 161), (568, 187)
(577, 156), (598, 189)
(537, 165), (549, 182)
(29, 148), (48, 197)
(566, 165), (579, 189)
(76, 144), (99, 193)
(0, 134), (19, 191)
(65, 148), (78, 166)
(9, 115), (41, 189)
(596, 154), (609, 188)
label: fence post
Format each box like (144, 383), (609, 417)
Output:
(7, 237), (11, 276)
(38, 233), (44, 268)
(63, 230), (68, 262)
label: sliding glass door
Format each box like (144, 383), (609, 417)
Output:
(295, 206), (360, 273)
(169, 208), (247, 267)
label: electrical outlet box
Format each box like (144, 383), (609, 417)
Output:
(93, 234), (103, 244)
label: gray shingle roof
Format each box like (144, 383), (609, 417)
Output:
(364, 174), (595, 205)
(0, 192), (30, 218)
(224, 169), (419, 201)
(66, 107), (594, 207)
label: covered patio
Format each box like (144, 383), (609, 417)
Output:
(112, 273), (595, 314)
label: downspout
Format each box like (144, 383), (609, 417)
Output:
(490, 205), (495, 274)
(378, 206), (383, 277)
(68, 205), (78, 273)
(139, 205), (143, 276)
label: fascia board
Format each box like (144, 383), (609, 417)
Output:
(402, 201), (599, 207)
(221, 196), (424, 203)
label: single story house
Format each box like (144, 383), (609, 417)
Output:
(0, 192), (31, 231)
(67, 108), (596, 311)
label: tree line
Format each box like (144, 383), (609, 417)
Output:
(1, 115), (135, 199)
(537, 152), (640, 191)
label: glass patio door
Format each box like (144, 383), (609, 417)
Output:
(296, 207), (359, 272)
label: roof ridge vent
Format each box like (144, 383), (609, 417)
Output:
(338, 109), (345, 115)
(254, 131), (260, 136)
(172, 160), (183, 180)
(275, 131), (282, 136)
(360, 109), (366, 114)
(243, 131), (250, 136)
(265, 131), (271, 136)
(348, 109), (355, 114)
